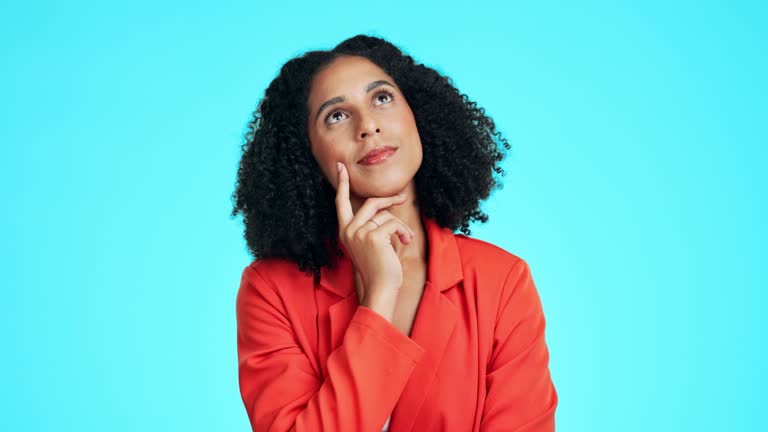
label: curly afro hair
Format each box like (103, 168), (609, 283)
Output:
(231, 34), (511, 281)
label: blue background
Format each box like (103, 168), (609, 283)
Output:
(2, 1), (765, 430)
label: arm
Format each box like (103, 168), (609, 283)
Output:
(480, 259), (558, 432)
(236, 265), (425, 432)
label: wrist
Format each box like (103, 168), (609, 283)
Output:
(361, 288), (398, 322)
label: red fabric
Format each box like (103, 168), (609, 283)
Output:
(236, 215), (558, 431)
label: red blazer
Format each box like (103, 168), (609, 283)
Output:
(236, 215), (558, 431)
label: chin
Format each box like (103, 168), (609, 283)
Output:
(350, 161), (419, 197)
(357, 177), (414, 198)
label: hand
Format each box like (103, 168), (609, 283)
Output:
(335, 162), (416, 305)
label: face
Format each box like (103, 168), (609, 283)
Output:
(306, 55), (423, 200)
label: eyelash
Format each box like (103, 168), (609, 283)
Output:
(325, 89), (396, 125)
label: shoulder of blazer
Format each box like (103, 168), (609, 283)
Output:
(246, 257), (303, 278)
(453, 233), (525, 272)
(241, 257), (315, 300)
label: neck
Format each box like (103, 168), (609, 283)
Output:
(349, 181), (426, 262)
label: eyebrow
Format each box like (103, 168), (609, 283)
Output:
(314, 80), (396, 122)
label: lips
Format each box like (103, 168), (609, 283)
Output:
(358, 146), (397, 165)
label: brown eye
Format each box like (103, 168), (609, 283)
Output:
(374, 90), (394, 105)
(326, 110), (348, 125)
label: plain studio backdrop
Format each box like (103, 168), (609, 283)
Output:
(1, 1), (765, 431)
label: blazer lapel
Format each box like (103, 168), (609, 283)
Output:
(315, 241), (356, 379)
(389, 214), (463, 432)
(388, 279), (458, 432)
(315, 213), (464, 431)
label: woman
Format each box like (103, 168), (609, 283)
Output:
(232, 34), (558, 431)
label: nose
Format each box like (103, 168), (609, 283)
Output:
(360, 127), (380, 139)
(358, 113), (381, 139)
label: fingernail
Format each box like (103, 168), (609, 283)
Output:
(337, 162), (342, 173)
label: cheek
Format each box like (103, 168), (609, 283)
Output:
(394, 107), (418, 135)
(312, 137), (344, 175)
(399, 121), (420, 151)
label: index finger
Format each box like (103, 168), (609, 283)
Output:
(335, 162), (353, 228)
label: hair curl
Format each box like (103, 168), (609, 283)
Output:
(231, 34), (511, 281)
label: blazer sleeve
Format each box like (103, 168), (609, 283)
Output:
(480, 259), (558, 432)
(236, 265), (426, 432)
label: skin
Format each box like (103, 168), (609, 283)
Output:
(306, 55), (428, 326)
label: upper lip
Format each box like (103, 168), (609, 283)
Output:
(358, 146), (397, 164)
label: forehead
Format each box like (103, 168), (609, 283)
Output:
(308, 56), (395, 103)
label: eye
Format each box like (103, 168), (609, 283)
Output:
(324, 89), (396, 126)
(374, 89), (395, 105)
(326, 110), (348, 125)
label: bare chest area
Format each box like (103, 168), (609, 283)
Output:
(392, 273), (426, 336)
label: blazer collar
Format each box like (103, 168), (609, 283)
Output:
(318, 210), (463, 297)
